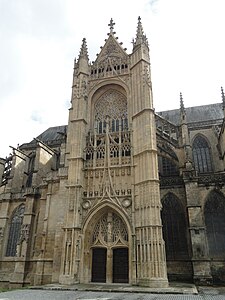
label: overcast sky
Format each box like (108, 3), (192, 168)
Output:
(1, 0), (225, 158)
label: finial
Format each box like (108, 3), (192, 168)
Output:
(133, 16), (148, 49)
(180, 92), (185, 115)
(78, 38), (89, 61)
(221, 86), (225, 109)
(108, 18), (115, 34)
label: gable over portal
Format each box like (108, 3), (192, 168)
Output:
(96, 34), (128, 64)
(94, 19), (128, 65)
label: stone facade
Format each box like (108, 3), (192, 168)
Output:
(0, 18), (225, 288)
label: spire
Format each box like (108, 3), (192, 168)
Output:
(133, 16), (148, 49)
(221, 86), (225, 109)
(78, 38), (89, 61)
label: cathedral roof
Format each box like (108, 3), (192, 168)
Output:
(157, 103), (224, 126)
(19, 125), (67, 150)
(35, 125), (67, 142)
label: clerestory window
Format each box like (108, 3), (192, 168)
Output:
(192, 135), (213, 173)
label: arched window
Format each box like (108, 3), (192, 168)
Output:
(192, 135), (213, 173)
(85, 88), (131, 165)
(158, 156), (179, 176)
(6, 205), (25, 257)
(161, 193), (189, 259)
(204, 191), (225, 258)
(94, 89), (128, 133)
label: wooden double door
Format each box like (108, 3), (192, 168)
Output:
(91, 247), (128, 283)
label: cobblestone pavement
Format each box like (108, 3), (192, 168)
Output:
(0, 289), (225, 300)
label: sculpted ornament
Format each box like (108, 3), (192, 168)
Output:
(19, 224), (30, 243)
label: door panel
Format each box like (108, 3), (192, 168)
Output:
(113, 248), (128, 283)
(91, 248), (107, 282)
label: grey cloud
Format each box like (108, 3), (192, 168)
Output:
(31, 110), (43, 123)
(147, 0), (159, 13)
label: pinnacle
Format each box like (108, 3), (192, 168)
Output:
(180, 92), (186, 115)
(221, 86), (225, 109)
(78, 38), (89, 61)
(133, 16), (148, 49)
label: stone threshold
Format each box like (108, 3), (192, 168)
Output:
(30, 282), (198, 295)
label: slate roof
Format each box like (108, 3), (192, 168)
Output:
(157, 103), (224, 126)
(19, 125), (67, 150)
(35, 125), (67, 143)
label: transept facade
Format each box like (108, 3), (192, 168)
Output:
(0, 18), (225, 288)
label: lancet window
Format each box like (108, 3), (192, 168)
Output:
(204, 191), (225, 258)
(192, 135), (213, 173)
(161, 193), (189, 259)
(85, 89), (131, 167)
(6, 204), (25, 257)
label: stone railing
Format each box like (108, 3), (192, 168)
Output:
(198, 172), (225, 185)
(160, 176), (184, 187)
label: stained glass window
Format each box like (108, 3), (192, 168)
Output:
(94, 89), (128, 133)
(6, 205), (25, 257)
(204, 191), (225, 257)
(158, 156), (179, 176)
(161, 193), (189, 259)
(192, 136), (213, 173)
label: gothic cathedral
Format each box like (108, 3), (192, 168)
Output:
(1, 18), (225, 288)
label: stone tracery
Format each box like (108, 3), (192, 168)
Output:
(92, 212), (128, 247)
(94, 89), (128, 133)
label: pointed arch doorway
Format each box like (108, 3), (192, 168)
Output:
(86, 210), (129, 284)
